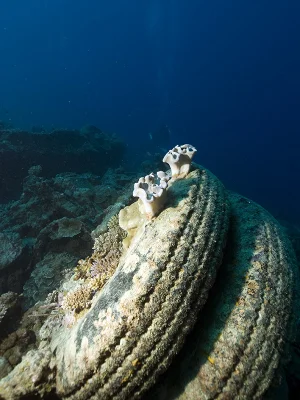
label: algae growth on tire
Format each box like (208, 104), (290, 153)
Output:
(52, 167), (229, 400)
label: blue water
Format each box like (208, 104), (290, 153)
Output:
(0, 0), (299, 223)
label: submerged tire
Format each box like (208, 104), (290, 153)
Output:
(147, 192), (299, 400)
(52, 167), (229, 400)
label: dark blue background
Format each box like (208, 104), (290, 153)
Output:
(0, 0), (299, 223)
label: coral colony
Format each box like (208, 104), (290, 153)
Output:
(133, 144), (197, 219)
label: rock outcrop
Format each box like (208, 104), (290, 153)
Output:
(0, 125), (125, 203)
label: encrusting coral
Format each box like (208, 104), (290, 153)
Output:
(93, 214), (126, 255)
(73, 214), (125, 281)
(61, 284), (94, 314)
(60, 214), (126, 319)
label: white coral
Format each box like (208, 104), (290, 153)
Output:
(163, 144), (197, 179)
(133, 171), (170, 219)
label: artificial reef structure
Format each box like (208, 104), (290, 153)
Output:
(0, 144), (298, 400)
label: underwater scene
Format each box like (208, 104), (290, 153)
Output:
(0, 1), (300, 399)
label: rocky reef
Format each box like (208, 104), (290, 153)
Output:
(0, 124), (125, 203)
(0, 165), (137, 306)
(0, 145), (299, 400)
